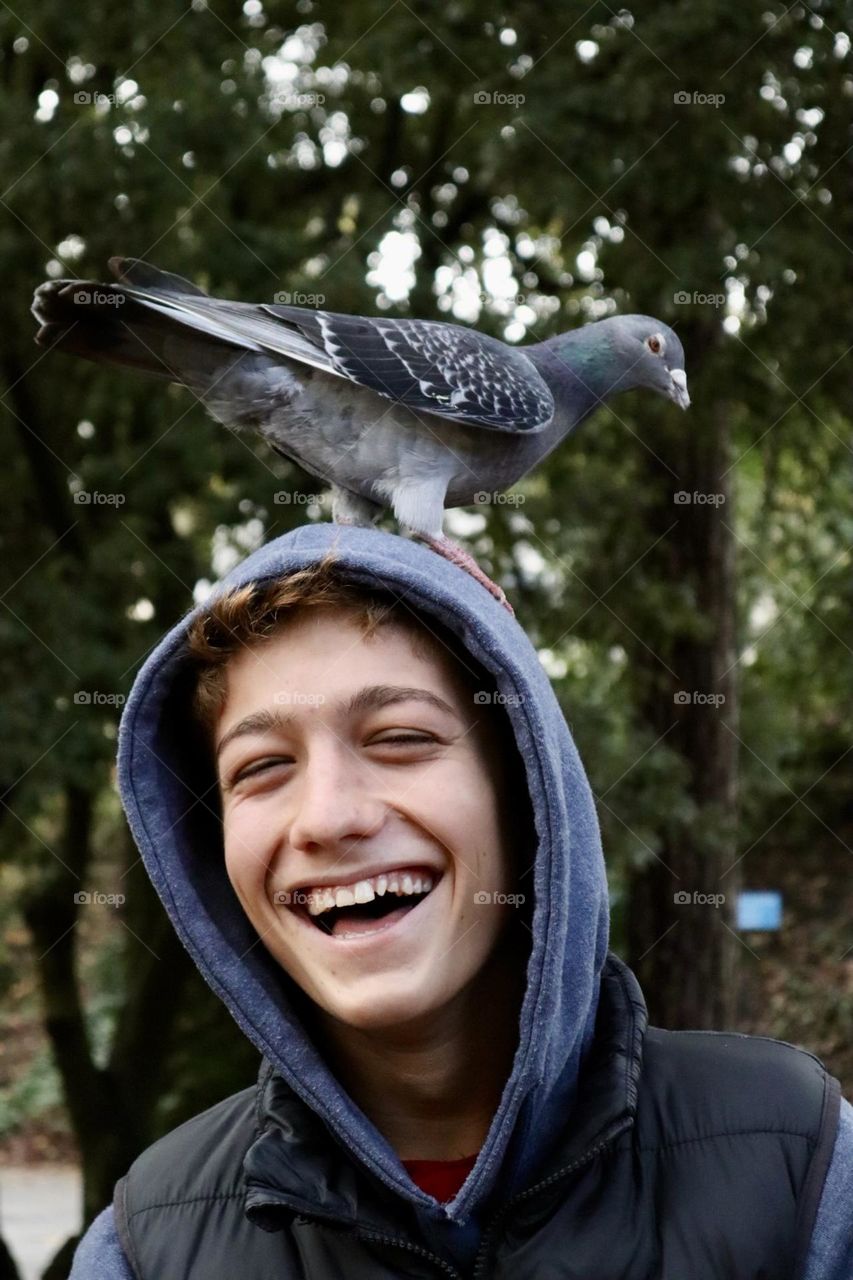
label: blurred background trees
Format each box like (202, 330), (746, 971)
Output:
(1, 0), (851, 1273)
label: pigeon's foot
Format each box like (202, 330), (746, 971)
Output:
(418, 534), (514, 616)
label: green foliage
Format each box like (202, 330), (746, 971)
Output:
(0, 1044), (64, 1136)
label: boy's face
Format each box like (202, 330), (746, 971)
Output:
(215, 607), (521, 1034)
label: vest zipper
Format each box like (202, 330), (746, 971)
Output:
(293, 1213), (463, 1278)
(286, 1116), (631, 1279)
(471, 1119), (632, 1279)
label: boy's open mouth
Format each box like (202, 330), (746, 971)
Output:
(292, 866), (442, 940)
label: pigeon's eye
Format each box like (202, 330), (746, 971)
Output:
(646, 334), (665, 356)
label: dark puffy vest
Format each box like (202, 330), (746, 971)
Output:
(113, 954), (840, 1279)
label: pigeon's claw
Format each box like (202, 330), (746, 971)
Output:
(418, 534), (514, 616)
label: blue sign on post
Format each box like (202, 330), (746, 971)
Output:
(736, 891), (783, 931)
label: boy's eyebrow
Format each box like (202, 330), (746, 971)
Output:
(215, 684), (460, 761)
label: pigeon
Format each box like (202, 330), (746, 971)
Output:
(32, 258), (689, 613)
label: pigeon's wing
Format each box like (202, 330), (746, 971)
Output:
(35, 255), (553, 431)
(262, 307), (554, 433)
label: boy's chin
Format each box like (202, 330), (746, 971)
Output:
(314, 980), (456, 1035)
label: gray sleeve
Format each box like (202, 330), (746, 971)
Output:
(68, 1205), (135, 1280)
(802, 1095), (853, 1280)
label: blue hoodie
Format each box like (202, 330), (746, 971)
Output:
(69, 523), (853, 1278)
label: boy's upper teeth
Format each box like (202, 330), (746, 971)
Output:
(304, 869), (435, 917)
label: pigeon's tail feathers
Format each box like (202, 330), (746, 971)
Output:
(32, 278), (307, 434)
(108, 256), (210, 297)
(33, 275), (338, 384)
(31, 279), (249, 385)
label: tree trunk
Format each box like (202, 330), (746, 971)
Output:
(22, 787), (197, 1259)
(625, 399), (741, 1029)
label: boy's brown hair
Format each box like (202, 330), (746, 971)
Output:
(185, 547), (492, 742)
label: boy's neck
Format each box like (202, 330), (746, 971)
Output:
(307, 932), (528, 1162)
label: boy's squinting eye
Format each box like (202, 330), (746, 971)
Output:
(228, 757), (292, 787)
(224, 732), (439, 790)
(370, 733), (436, 746)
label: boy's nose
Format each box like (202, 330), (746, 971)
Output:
(287, 754), (385, 854)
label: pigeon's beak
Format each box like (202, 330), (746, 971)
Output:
(668, 368), (690, 410)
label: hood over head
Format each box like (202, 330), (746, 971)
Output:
(116, 522), (610, 1239)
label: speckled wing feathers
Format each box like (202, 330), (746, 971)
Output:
(262, 306), (554, 433)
